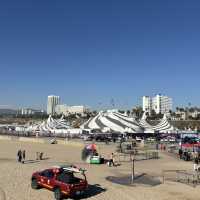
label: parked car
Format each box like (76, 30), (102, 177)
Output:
(147, 137), (155, 142)
(83, 135), (94, 141)
(95, 135), (111, 142)
(31, 165), (88, 200)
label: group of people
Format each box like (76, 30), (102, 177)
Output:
(178, 148), (200, 161)
(159, 144), (166, 151)
(17, 149), (26, 163)
(17, 150), (45, 163)
(178, 149), (192, 161)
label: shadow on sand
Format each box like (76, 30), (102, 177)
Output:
(106, 173), (161, 187)
(23, 157), (50, 164)
(23, 160), (40, 164)
(71, 184), (106, 200)
(41, 157), (50, 160)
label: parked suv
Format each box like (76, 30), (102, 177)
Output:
(31, 165), (88, 200)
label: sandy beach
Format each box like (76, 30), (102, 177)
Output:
(0, 139), (199, 200)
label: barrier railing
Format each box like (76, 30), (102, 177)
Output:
(116, 151), (159, 163)
(162, 169), (200, 187)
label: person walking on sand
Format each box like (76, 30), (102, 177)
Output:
(17, 149), (22, 163)
(22, 150), (26, 164)
(178, 148), (183, 159)
(36, 152), (39, 160)
(108, 153), (115, 167)
(194, 156), (199, 171)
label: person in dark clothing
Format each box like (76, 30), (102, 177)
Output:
(156, 143), (159, 150)
(105, 138), (109, 145)
(194, 157), (199, 171)
(94, 151), (99, 156)
(197, 152), (200, 162)
(17, 150), (22, 163)
(195, 157), (199, 164)
(22, 150), (26, 163)
(178, 149), (183, 159)
(36, 152), (39, 160)
(39, 152), (43, 160)
(183, 151), (187, 161)
(186, 152), (191, 161)
(119, 141), (122, 153)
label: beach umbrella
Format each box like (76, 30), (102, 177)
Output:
(86, 143), (97, 151)
(82, 144), (97, 161)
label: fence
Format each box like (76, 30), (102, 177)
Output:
(162, 169), (200, 187)
(116, 151), (159, 163)
(0, 135), (84, 147)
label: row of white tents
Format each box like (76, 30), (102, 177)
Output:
(81, 110), (176, 133)
(15, 115), (82, 136)
(10, 110), (178, 135)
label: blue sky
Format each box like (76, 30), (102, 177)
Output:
(0, 0), (200, 110)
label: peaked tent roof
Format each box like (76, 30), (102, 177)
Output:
(27, 115), (71, 133)
(139, 112), (176, 133)
(81, 110), (144, 133)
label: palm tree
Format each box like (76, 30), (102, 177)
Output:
(132, 106), (143, 119)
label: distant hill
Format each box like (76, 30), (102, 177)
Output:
(0, 109), (17, 115)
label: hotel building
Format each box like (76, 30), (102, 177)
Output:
(47, 95), (60, 115)
(142, 94), (172, 114)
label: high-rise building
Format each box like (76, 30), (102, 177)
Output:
(142, 94), (172, 114)
(142, 96), (152, 113)
(47, 95), (60, 115)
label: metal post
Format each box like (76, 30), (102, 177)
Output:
(131, 153), (135, 184)
(162, 171), (165, 183)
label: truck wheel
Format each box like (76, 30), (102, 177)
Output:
(54, 188), (62, 200)
(31, 179), (40, 189)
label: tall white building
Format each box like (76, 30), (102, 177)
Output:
(142, 96), (152, 113)
(142, 94), (172, 114)
(47, 95), (60, 115)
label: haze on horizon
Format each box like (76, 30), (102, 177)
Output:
(0, 0), (200, 110)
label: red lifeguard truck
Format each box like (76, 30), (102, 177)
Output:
(31, 165), (88, 200)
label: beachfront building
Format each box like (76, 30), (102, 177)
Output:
(152, 94), (172, 114)
(142, 94), (172, 114)
(20, 108), (45, 115)
(142, 96), (152, 113)
(47, 95), (60, 115)
(55, 104), (89, 116)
